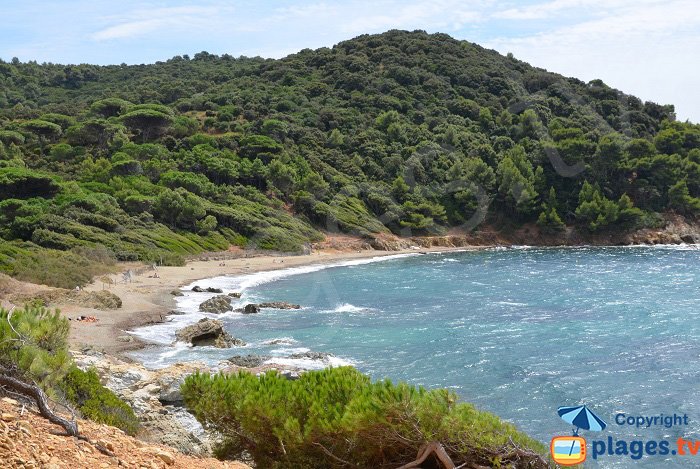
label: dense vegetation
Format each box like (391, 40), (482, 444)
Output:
(182, 367), (549, 468)
(1, 30), (699, 285)
(0, 306), (139, 434)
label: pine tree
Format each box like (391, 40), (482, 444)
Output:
(537, 187), (565, 232)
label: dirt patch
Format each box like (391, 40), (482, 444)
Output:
(0, 398), (249, 468)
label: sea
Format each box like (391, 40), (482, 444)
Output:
(130, 246), (700, 467)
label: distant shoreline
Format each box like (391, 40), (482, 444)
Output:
(62, 245), (472, 360)
(15, 241), (697, 362)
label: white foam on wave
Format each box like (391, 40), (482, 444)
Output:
(328, 303), (372, 313)
(264, 355), (355, 371)
(260, 337), (298, 346)
(178, 253), (419, 294)
(271, 346), (310, 355)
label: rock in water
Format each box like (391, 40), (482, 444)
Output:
(198, 295), (232, 314)
(257, 301), (301, 309)
(289, 351), (334, 360)
(192, 285), (223, 293)
(227, 355), (271, 368)
(228, 292), (242, 298)
(242, 304), (260, 314)
(175, 319), (244, 348)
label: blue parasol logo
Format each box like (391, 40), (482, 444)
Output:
(558, 405), (607, 436)
(552, 405), (607, 462)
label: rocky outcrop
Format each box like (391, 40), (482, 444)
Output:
(227, 355), (271, 368)
(175, 319), (244, 348)
(228, 292), (242, 298)
(290, 351), (334, 360)
(258, 301), (301, 310)
(235, 302), (300, 313)
(71, 350), (213, 456)
(198, 295), (232, 313)
(241, 304), (260, 314)
(191, 286), (223, 293)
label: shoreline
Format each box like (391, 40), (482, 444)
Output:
(61, 246), (469, 359)
(24, 241), (699, 361)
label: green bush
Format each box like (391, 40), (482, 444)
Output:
(0, 306), (72, 392)
(0, 306), (139, 434)
(182, 367), (547, 468)
(59, 367), (139, 435)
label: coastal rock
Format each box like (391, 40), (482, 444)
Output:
(228, 292), (242, 298)
(175, 319), (244, 348)
(198, 295), (232, 314)
(227, 355), (271, 368)
(170, 290), (184, 296)
(258, 301), (301, 310)
(242, 304), (260, 314)
(192, 285), (223, 293)
(70, 351), (213, 456)
(290, 351), (334, 360)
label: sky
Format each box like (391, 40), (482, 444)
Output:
(1, 0), (698, 122)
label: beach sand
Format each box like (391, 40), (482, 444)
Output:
(55, 247), (464, 358)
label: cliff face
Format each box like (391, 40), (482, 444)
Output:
(358, 215), (700, 251)
(0, 397), (250, 469)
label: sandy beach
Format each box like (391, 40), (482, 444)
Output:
(52, 246), (466, 358)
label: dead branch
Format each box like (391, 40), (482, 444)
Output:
(396, 441), (456, 469)
(312, 442), (356, 467)
(0, 371), (78, 436)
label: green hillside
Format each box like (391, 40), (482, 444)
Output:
(1, 30), (698, 286)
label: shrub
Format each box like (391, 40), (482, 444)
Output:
(0, 306), (139, 434)
(59, 367), (139, 435)
(182, 367), (547, 468)
(0, 306), (72, 392)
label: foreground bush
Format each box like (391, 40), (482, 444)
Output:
(0, 306), (138, 434)
(182, 367), (549, 468)
(0, 306), (72, 391)
(59, 367), (139, 435)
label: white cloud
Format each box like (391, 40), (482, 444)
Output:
(485, 0), (700, 121)
(339, 1), (483, 35)
(493, 0), (663, 20)
(92, 5), (234, 41)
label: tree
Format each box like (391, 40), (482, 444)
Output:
(537, 187), (565, 232)
(496, 146), (538, 216)
(575, 181), (620, 231)
(391, 175), (410, 202)
(21, 119), (62, 144)
(120, 109), (173, 142)
(90, 98), (132, 118)
(668, 181), (700, 216)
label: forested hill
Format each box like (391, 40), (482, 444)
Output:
(1, 30), (699, 287)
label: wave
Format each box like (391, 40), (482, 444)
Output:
(264, 355), (355, 371)
(260, 337), (298, 346)
(328, 303), (373, 313)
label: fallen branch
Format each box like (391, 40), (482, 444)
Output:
(0, 371), (117, 458)
(396, 441), (456, 469)
(0, 372), (78, 436)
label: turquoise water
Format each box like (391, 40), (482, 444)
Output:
(132, 246), (700, 467)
